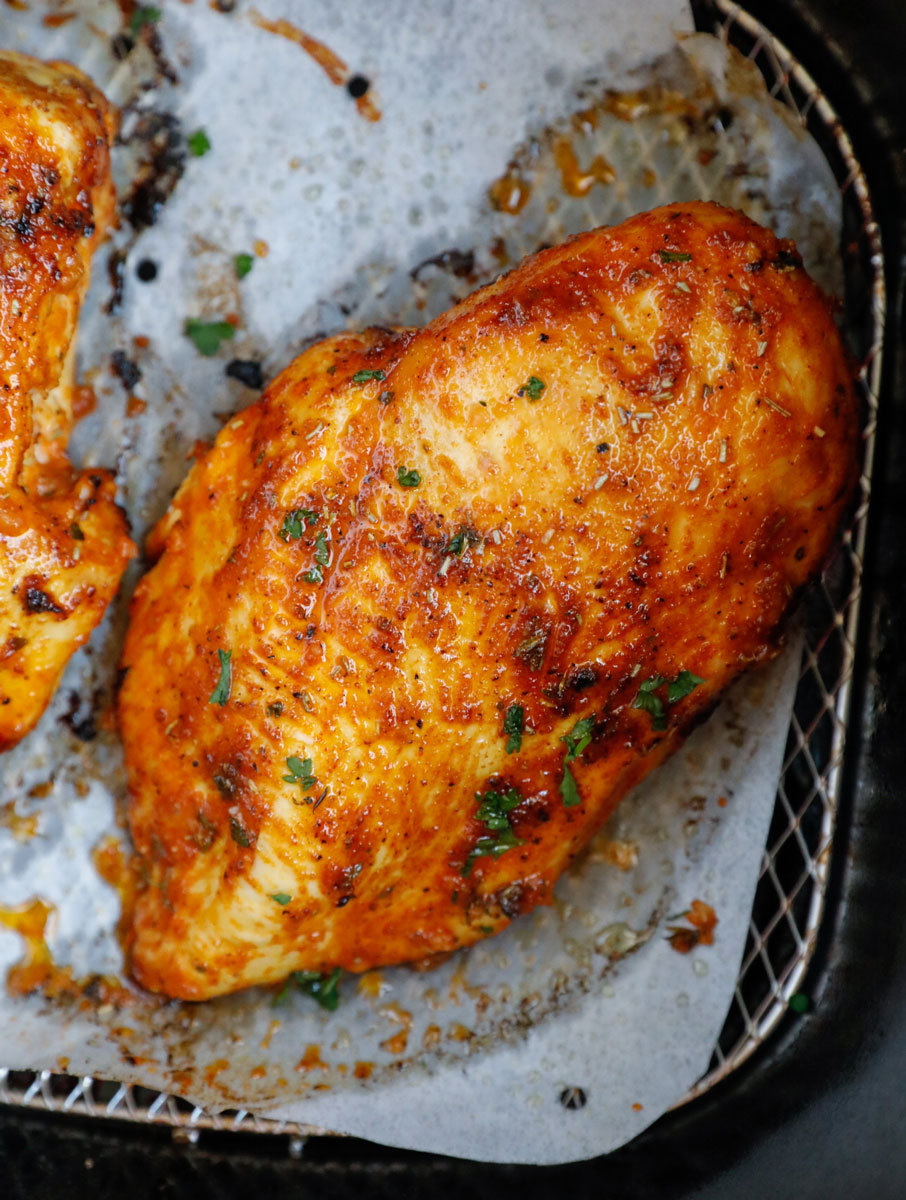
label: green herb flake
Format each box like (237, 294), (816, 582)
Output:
(266, 701), (284, 718)
(279, 507), (319, 540)
(658, 249), (692, 263)
(632, 676), (667, 731)
(235, 252), (254, 280)
(461, 787), (524, 876)
(633, 670), (705, 730)
(283, 755), (317, 791)
(559, 763), (582, 807)
(270, 892), (292, 906)
(184, 318), (234, 356)
(303, 566), (324, 585)
(396, 465), (421, 488)
(293, 966), (343, 1011)
(313, 530), (330, 566)
(561, 714), (595, 763)
(352, 368), (386, 383)
(788, 992), (810, 1014)
(129, 6), (161, 35)
(667, 669), (705, 704)
(69, 523), (84, 541)
(503, 704), (524, 754)
(187, 128), (212, 157)
(518, 375), (546, 401)
(209, 648), (232, 706)
(446, 530), (466, 557)
(228, 816), (251, 848)
(478, 925), (495, 935)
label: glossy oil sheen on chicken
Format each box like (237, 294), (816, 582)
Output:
(0, 52), (135, 750)
(120, 202), (857, 1000)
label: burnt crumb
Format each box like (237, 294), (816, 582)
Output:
(566, 663), (598, 691)
(559, 1086), (588, 1111)
(744, 259), (765, 273)
(336, 895), (354, 907)
(712, 106), (734, 132)
(60, 689), (97, 742)
(211, 0), (237, 10)
(346, 74), (370, 99)
(24, 587), (64, 615)
(136, 258), (158, 282)
(410, 247), (475, 280)
(111, 350), (142, 390)
(119, 108), (187, 235)
(596, 442), (610, 453)
(106, 248), (127, 315)
(772, 248), (801, 272)
(111, 32), (133, 62)
(226, 359), (264, 390)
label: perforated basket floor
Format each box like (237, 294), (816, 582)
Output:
(0, 0), (883, 1142)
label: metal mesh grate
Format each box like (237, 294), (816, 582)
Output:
(1, 0), (884, 1141)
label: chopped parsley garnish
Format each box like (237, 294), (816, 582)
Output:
(283, 755), (317, 790)
(560, 763), (582, 807)
(279, 507), (319, 540)
(293, 967), (343, 1011)
(69, 523), (84, 541)
(658, 249), (692, 263)
(518, 375), (546, 401)
(234, 252), (254, 279)
(228, 816), (251, 848)
(270, 892), (292, 906)
(185, 318), (234, 356)
(187, 128), (212, 157)
(561, 714), (595, 762)
(632, 675), (667, 730)
(557, 714), (595, 807)
(303, 530), (330, 583)
(668, 669), (705, 703)
(352, 368), (386, 383)
(503, 704), (524, 754)
(130, 6), (161, 35)
(209, 648), (232, 706)
(397, 465), (421, 488)
(461, 786), (524, 877)
(632, 670), (705, 730)
(446, 530), (467, 557)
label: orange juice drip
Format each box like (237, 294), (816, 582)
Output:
(251, 12), (382, 122)
(251, 11), (347, 85)
(0, 898), (54, 995)
(92, 835), (139, 963)
(552, 136), (615, 197)
(488, 171), (531, 214)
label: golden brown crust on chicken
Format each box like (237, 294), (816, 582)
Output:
(0, 51), (135, 750)
(120, 202), (858, 999)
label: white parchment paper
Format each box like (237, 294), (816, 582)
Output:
(0, 0), (841, 1164)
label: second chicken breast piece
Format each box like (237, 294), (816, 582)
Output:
(0, 51), (135, 750)
(120, 202), (857, 1000)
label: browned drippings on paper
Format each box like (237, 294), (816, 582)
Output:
(250, 10), (381, 122)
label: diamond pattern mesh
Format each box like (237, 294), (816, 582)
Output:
(1, 0), (883, 1141)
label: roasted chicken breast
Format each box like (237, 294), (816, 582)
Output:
(0, 51), (135, 750)
(120, 202), (857, 1000)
